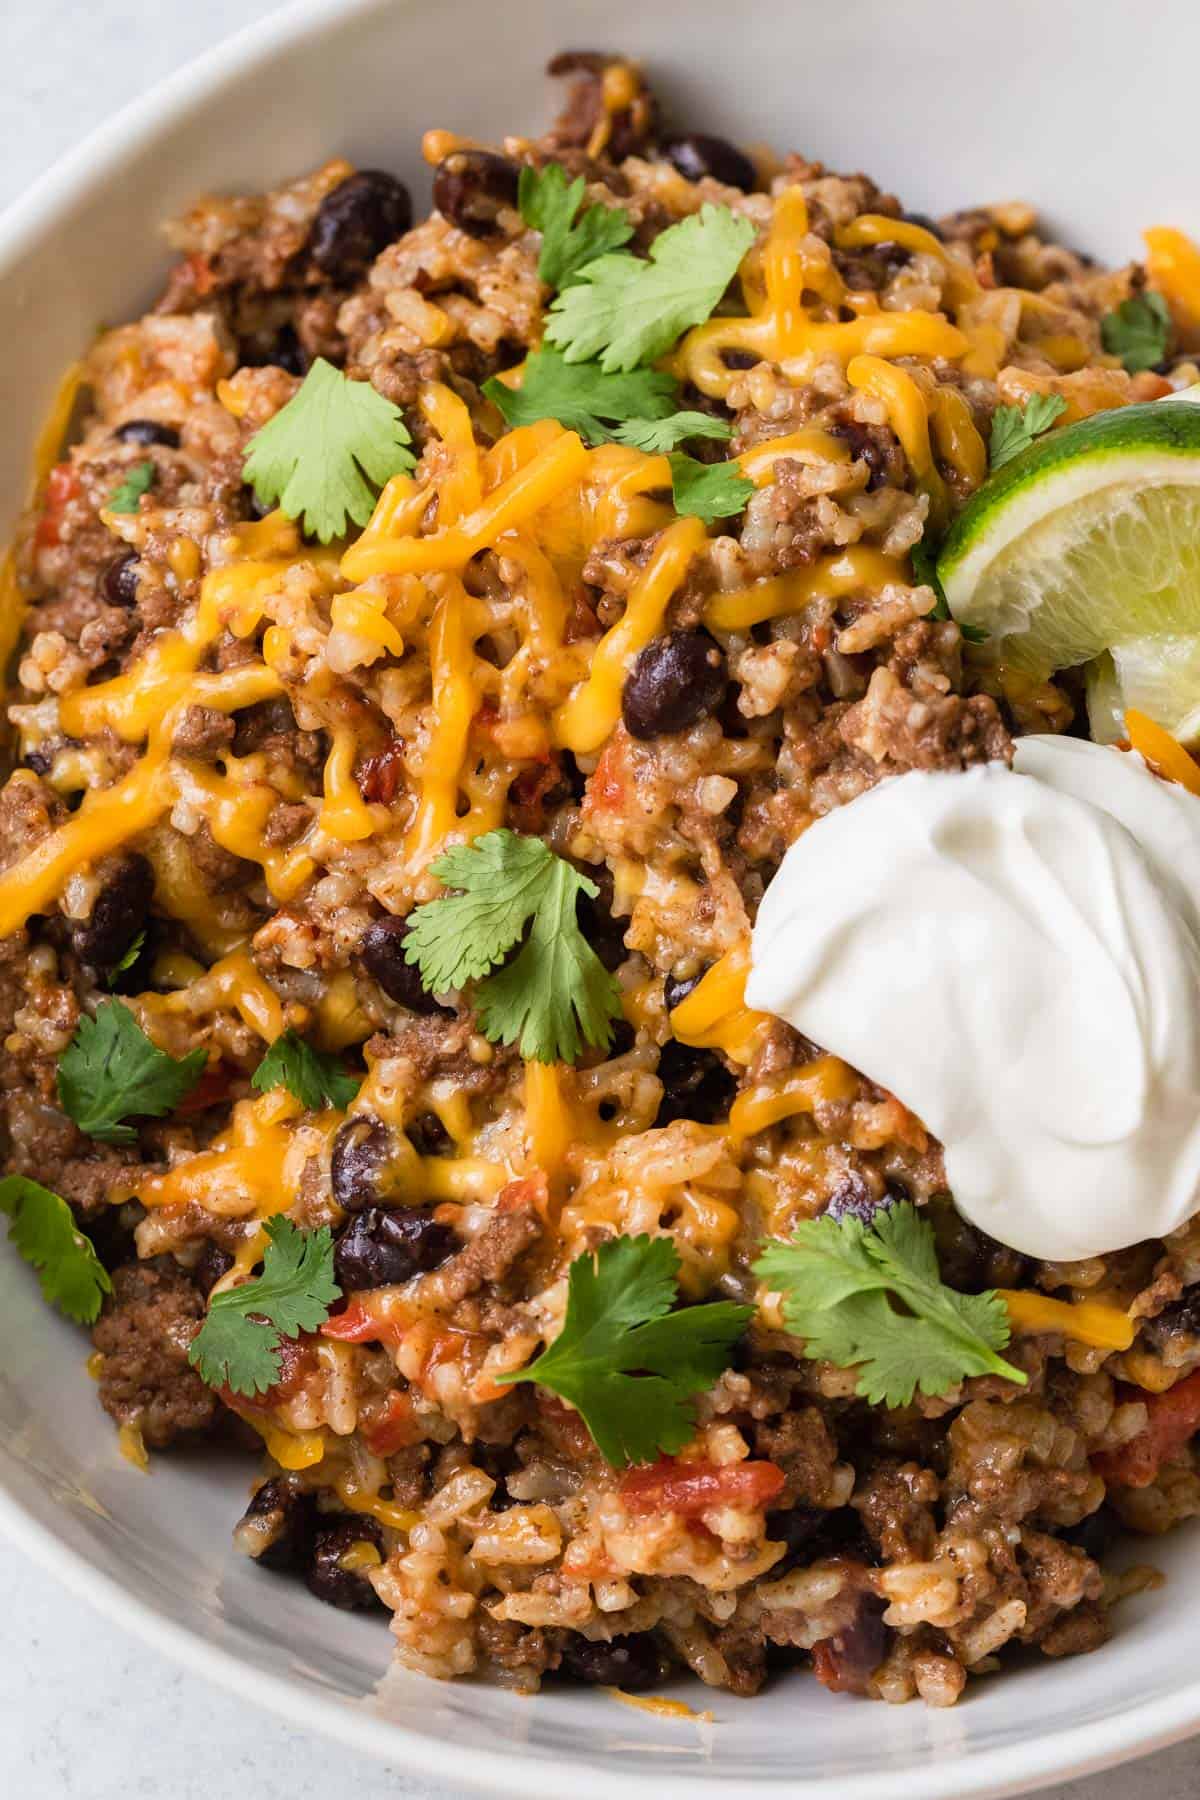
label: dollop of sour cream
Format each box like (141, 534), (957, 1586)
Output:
(747, 736), (1200, 1261)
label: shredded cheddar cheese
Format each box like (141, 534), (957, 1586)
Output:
(999, 1292), (1134, 1352)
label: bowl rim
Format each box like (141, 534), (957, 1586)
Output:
(3, 0), (1200, 1792)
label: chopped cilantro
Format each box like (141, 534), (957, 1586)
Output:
(483, 348), (677, 445)
(497, 1234), (752, 1465)
(753, 1201), (1026, 1408)
(1100, 291), (1171, 374)
(545, 204), (756, 372)
(402, 829), (622, 1063)
(614, 412), (734, 454)
(57, 1001), (206, 1146)
(242, 357), (416, 543)
(518, 162), (634, 290)
(668, 451), (754, 523)
(0, 1175), (112, 1325)
(107, 929), (147, 988)
(187, 1218), (340, 1397)
(251, 1030), (359, 1111)
(107, 461), (155, 514)
(988, 393), (1068, 470)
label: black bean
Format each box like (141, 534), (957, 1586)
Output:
(574, 862), (627, 973)
(764, 1504), (825, 1571)
(330, 1117), (392, 1212)
(559, 1632), (663, 1690)
(663, 967), (705, 1014)
(359, 916), (452, 1013)
(407, 1110), (452, 1157)
(902, 210), (943, 240)
(830, 420), (892, 492)
(102, 549), (140, 608)
(826, 1171), (891, 1227)
(241, 1477), (318, 1573)
(654, 1040), (737, 1127)
(113, 419), (180, 449)
(334, 1206), (455, 1290)
(306, 1515), (387, 1611)
(663, 133), (757, 192)
(192, 1242), (234, 1294)
(246, 323), (308, 377)
(1062, 1504), (1123, 1564)
(309, 170), (412, 282)
(433, 150), (520, 238)
(929, 1194), (1034, 1293)
(71, 852), (155, 973)
(721, 348), (759, 370)
(622, 629), (728, 741)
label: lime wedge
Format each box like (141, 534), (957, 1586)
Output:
(938, 394), (1200, 742)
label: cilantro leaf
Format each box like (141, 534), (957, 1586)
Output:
(497, 1234), (752, 1465)
(0, 1176), (112, 1325)
(912, 536), (987, 644)
(107, 929), (146, 988)
(403, 829), (623, 1063)
(483, 349), (677, 445)
(614, 412), (734, 454)
(988, 393), (1067, 470)
(57, 1001), (207, 1145)
(251, 1030), (359, 1110)
(545, 204), (756, 373)
(1101, 291), (1171, 374)
(753, 1200), (1026, 1408)
(668, 451), (754, 523)
(187, 1217), (340, 1397)
(107, 461), (155, 514)
(518, 163), (634, 290)
(243, 357), (416, 543)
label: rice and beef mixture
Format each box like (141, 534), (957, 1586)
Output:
(2, 52), (1199, 1706)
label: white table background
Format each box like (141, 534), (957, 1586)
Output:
(1, 4), (1199, 1795)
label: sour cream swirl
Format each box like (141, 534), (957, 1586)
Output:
(747, 735), (1200, 1261)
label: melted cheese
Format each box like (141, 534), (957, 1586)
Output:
(846, 355), (947, 527)
(554, 516), (708, 753)
(1144, 226), (1200, 331)
(134, 1090), (326, 1217)
(727, 1056), (859, 1142)
(705, 547), (903, 633)
(150, 949), (287, 1042)
(670, 941), (770, 1065)
(999, 1291), (1134, 1351)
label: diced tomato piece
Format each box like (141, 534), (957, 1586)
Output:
(35, 462), (79, 548)
(357, 739), (405, 805)
(1094, 1369), (1200, 1489)
(620, 1457), (786, 1518)
(508, 759), (567, 834)
(536, 1392), (596, 1460)
(496, 1172), (549, 1216)
(586, 743), (626, 813)
(218, 1334), (315, 1411)
(320, 1298), (381, 1343)
(361, 1389), (420, 1457)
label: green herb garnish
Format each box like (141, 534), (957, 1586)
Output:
(107, 461), (155, 514)
(403, 829), (622, 1063)
(243, 357), (416, 543)
(1100, 291), (1171, 375)
(0, 1176), (112, 1325)
(251, 1030), (359, 1111)
(614, 412), (734, 454)
(667, 451), (754, 522)
(497, 1234), (752, 1465)
(519, 163), (635, 291)
(58, 1001), (206, 1146)
(545, 204), (756, 373)
(988, 393), (1068, 470)
(754, 1200), (1025, 1408)
(187, 1218), (340, 1397)
(483, 348), (677, 445)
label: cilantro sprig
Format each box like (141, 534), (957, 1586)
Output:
(243, 357), (416, 543)
(519, 163), (634, 291)
(546, 204), (756, 372)
(497, 1234), (752, 1465)
(988, 393), (1068, 470)
(252, 1030), (359, 1111)
(58, 1001), (206, 1145)
(0, 1176), (112, 1325)
(187, 1217), (340, 1397)
(403, 830), (622, 1063)
(667, 452), (754, 522)
(614, 412), (733, 454)
(1100, 291), (1171, 374)
(754, 1201), (1025, 1408)
(107, 461), (155, 514)
(484, 349), (678, 445)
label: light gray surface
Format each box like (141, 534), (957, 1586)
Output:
(0, 4), (1197, 1797)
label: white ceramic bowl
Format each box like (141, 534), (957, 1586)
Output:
(3, 1), (1200, 1793)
